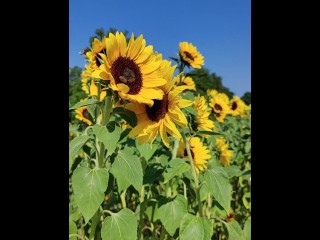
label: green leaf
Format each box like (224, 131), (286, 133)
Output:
(69, 124), (79, 132)
(118, 128), (131, 143)
(242, 192), (251, 209)
(101, 208), (137, 240)
(92, 123), (121, 156)
(143, 163), (165, 184)
(244, 141), (251, 153)
(225, 165), (242, 178)
(69, 99), (99, 110)
(243, 217), (251, 240)
(113, 107), (137, 127)
(110, 148), (143, 192)
(204, 167), (232, 212)
(163, 158), (190, 184)
(179, 213), (213, 240)
(136, 141), (157, 161)
(225, 221), (244, 240)
(69, 219), (77, 240)
(72, 167), (109, 223)
(69, 135), (90, 161)
(184, 106), (197, 115)
(157, 195), (188, 236)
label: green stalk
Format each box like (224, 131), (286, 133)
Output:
(182, 132), (203, 217)
(89, 211), (100, 240)
(120, 189), (127, 208)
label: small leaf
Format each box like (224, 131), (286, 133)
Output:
(242, 192), (251, 209)
(180, 213), (213, 240)
(163, 158), (190, 183)
(245, 141), (251, 153)
(101, 208), (137, 240)
(225, 165), (242, 178)
(69, 135), (90, 160)
(92, 123), (121, 156)
(204, 167), (232, 213)
(169, 57), (179, 62)
(113, 107), (137, 127)
(69, 99), (98, 110)
(72, 167), (109, 223)
(69, 219), (77, 240)
(157, 195), (188, 236)
(136, 141), (157, 161)
(143, 163), (165, 184)
(110, 148), (143, 192)
(243, 217), (251, 240)
(184, 106), (197, 115)
(225, 220), (244, 240)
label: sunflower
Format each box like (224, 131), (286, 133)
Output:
(207, 89), (219, 99)
(216, 137), (228, 150)
(75, 105), (92, 125)
(81, 64), (96, 94)
(192, 95), (216, 132)
(177, 137), (211, 173)
(209, 93), (230, 122)
(179, 42), (204, 69)
(85, 37), (107, 69)
(92, 32), (167, 107)
(229, 96), (246, 117)
(126, 60), (192, 147)
(175, 75), (196, 91)
(220, 149), (233, 167)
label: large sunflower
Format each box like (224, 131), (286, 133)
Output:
(192, 95), (216, 132)
(126, 61), (192, 147)
(92, 32), (167, 107)
(177, 137), (211, 173)
(229, 96), (246, 117)
(179, 42), (204, 69)
(209, 93), (230, 122)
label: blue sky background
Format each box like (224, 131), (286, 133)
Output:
(69, 0), (251, 97)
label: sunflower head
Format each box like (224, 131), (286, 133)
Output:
(85, 37), (107, 69)
(177, 137), (211, 173)
(127, 61), (192, 148)
(179, 42), (204, 69)
(230, 96), (246, 116)
(192, 95), (216, 132)
(209, 93), (230, 122)
(220, 149), (233, 167)
(75, 105), (92, 125)
(93, 32), (167, 107)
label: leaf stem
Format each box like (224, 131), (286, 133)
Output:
(120, 189), (127, 208)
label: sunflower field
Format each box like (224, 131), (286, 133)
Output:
(69, 31), (251, 240)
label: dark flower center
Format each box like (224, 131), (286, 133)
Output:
(111, 57), (142, 94)
(82, 109), (89, 119)
(183, 51), (194, 61)
(231, 102), (237, 110)
(214, 104), (223, 111)
(146, 94), (168, 122)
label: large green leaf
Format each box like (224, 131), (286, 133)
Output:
(157, 195), (188, 236)
(113, 107), (137, 127)
(179, 213), (213, 240)
(244, 217), (251, 240)
(69, 99), (98, 110)
(225, 221), (244, 240)
(101, 208), (137, 240)
(163, 158), (190, 183)
(136, 141), (157, 161)
(69, 135), (90, 161)
(92, 123), (121, 156)
(225, 165), (242, 178)
(204, 167), (232, 212)
(69, 219), (77, 240)
(72, 167), (109, 223)
(110, 148), (143, 192)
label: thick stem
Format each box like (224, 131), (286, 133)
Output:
(120, 189), (127, 208)
(182, 132), (203, 217)
(171, 138), (179, 160)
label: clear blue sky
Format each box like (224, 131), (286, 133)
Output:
(69, 0), (251, 97)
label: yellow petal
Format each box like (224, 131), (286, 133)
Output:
(143, 78), (167, 87)
(117, 83), (130, 93)
(138, 88), (164, 100)
(177, 99), (193, 108)
(159, 122), (170, 148)
(135, 45), (153, 64)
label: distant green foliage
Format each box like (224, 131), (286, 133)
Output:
(241, 92), (251, 105)
(69, 66), (86, 107)
(187, 68), (234, 99)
